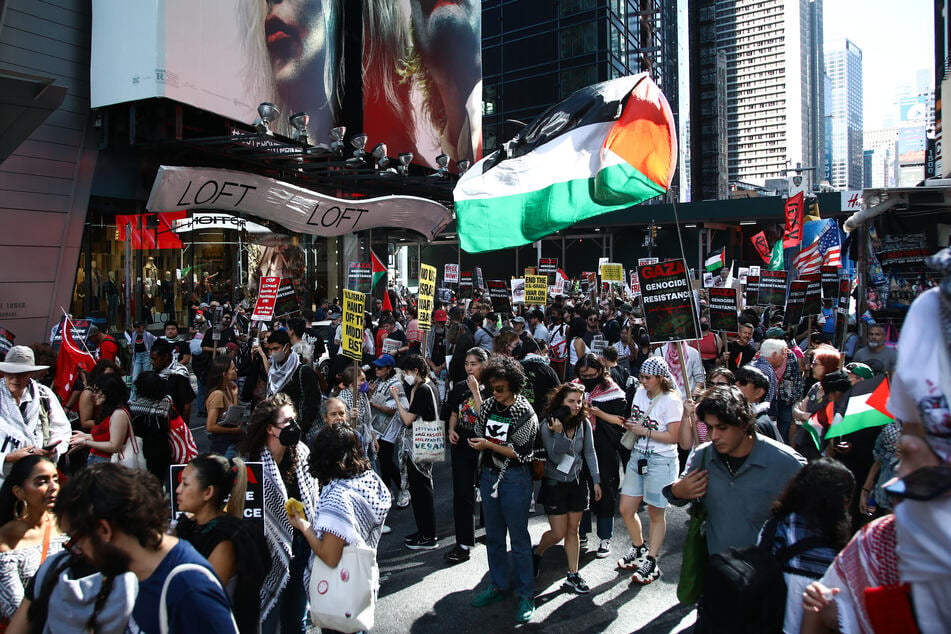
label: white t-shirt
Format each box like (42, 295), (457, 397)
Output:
(629, 387), (682, 458)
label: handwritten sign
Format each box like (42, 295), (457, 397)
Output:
(444, 263), (459, 284)
(417, 264), (437, 330)
(342, 289), (366, 360)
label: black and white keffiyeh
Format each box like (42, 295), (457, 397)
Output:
(314, 470), (392, 551)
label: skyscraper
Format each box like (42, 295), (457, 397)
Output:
(825, 39), (864, 190)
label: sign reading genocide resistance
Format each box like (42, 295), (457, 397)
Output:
(487, 280), (512, 314)
(744, 275), (759, 308)
(458, 271), (473, 299)
(342, 289), (366, 361)
(170, 462), (265, 539)
(638, 259), (699, 343)
(784, 280), (809, 327)
(524, 275), (548, 305)
(273, 278), (300, 318)
(417, 264), (437, 330)
(802, 273), (822, 316)
(251, 276), (281, 321)
(444, 263), (459, 284)
(538, 258), (558, 275)
(347, 262), (372, 293)
(820, 265), (839, 300)
(757, 270), (787, 306)
(708, 287), (739, 333)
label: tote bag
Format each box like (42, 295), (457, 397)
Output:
(113, 420), (146, 471)
(309, 543), (379, 633)
(167, 401), (198, 464)
(676, 449), (709, 605)
(411, 385), (445, 464)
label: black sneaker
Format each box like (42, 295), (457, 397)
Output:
(405, 535), (438, 550)
(617, 543), (649, 570)
(631, 555), (661, 585)
(444, 545), (470, 564)
(562, 572), (590, 594)
(579, 534), (588, 548)
(532, 546), (542, 578)
(404, 531), (421, 543)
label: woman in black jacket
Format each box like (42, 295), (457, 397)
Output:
(264, 330), (321, 435)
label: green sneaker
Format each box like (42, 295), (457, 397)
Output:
(471, 586), (506, 607)
(515, 597), (535, 623)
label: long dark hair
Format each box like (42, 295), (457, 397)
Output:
(205, 356), (235, 395)
(771, 458), (855, 550)
(94, 373), (128, 421)
(544, 383), (589, 432)
(238, 392), (296, 459)
(0, 456), (54, 525)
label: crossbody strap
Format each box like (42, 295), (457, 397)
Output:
(159, 563), (234, 634)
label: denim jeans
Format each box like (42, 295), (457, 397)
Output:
(262, 532), (310, 634)
(480, 463), (534, 600)
(130, 351), (151, 398)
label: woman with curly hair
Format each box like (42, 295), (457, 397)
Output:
(238, 393), (318, 634)
(68, 373), (132, 465)
(533, 383), (601, 594)
(468, 356), (539, 624)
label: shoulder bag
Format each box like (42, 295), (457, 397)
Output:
(112, 413), (146, 471)
(411, 384), (446, 464)
(620, 395), (662, 451)
(166, 399), (199, 464)
(309, 542), (379, 633)
(676, 448), (709, 605)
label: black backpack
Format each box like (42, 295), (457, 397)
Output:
(701, 517), (828, 634)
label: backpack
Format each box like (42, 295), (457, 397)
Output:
(702, 517), (828, 633)
(110, 335), (132, 373)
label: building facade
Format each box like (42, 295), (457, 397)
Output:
(825, 39), (864, 190)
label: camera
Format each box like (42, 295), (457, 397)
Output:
(637, 457), (648, 475)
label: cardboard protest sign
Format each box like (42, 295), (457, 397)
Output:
(630, 270), (641, 297)
(444, 263), (459, 284)
(524, 275), (548, 305)
(745, 276), (759, 308)
(347, 262), (372, 293)
(511, 278), (526, 304)
(251, 276), (281, 321)
(458, 271), (473, 298)
(708, 287), (739, 333)
(342, 289), (366, 360)
(487, 280), (512, 314)
(417, 264), (437, 330)
(382, 338), (401, 354)
(273, 278), (300, 318)
(474, 267), (485, 290)
(802, 273), (822, 315)
(784, 280), (809, 327)
(820, 265), (839, 300)
(638, 259), (699, 342)
(600, 263), (624, 283)
(757, 270), (787, 306)
(538, 258), (558, 276)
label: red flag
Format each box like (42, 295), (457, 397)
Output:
(782, 192), (805, 248)
(53, 318), (96, 402)
(750, 231), (771, 265)
(381, 289), (393, 312)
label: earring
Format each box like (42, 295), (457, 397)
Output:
(14, 499), (27, 520)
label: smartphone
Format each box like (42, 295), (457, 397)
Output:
(42, 440), (62, 451)
(551, 406), (571, 423)
(883, 465), (951, 501)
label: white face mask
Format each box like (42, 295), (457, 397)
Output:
(404, 373), (417, 386)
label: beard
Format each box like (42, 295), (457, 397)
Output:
(88, 533), (133, 577)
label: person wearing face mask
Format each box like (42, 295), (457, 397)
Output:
(688, 319), (724, 374)
(391, 355), (440, 550)
(572, 354), (628, 559)
(238, 394), (318, 634)
(264, 330), (321, 436)
(851, 324), (896, 376)
(425, 309), (450, 393)
(335, 368), (376, 461)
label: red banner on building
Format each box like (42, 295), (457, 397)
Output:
(116, 212), (185, 249)
(782, 192), (805, 248)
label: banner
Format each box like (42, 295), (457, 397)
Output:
(459, 271), (473, 299)
(487, 280), (512, 314)
(708, 287), (739, 333)
(750, 231), (771, 265)
(342, 290), (366, 361)
(524, 275), (548, 305)
(347, 262), (372, 294)
(784, 280), (809, 327)
(273, 278), (301, 318)
(638, 259), (699, 343)
(820, 265), (839, 300)
(757, 270), (787, 306)
(251, 276), (281, 321)
(444, 263), (460, 284)
(538, 258), (558, 275)
(147, 166), (452, 241)
(745, 276), (760, 308)
(782, 192), (805, 248)
(511, 278), (525, 304)
(630, 270), (641, 297)
(802, 273), (822, 316)
(417, 264), (437, 330)
(600, 263), (624, 283)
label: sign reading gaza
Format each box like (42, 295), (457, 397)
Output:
(638, 259), (699, 343)
(147, 167), (453, 240)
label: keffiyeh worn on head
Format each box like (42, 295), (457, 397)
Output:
(641, 356), (675, 385)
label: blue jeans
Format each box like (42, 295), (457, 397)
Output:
(480, 464), (534, 600)
(262, 532), (310, 634)
(580, 511), (615, 541)
(776, 401), (793, 444)
(130, 351), (151, 398)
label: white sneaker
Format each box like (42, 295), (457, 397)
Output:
(381, 525), (392, 534)
(396, 489), (411, 508)
(596, 539), (611, 558)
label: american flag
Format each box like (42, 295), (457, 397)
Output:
(793, 240), (822, 275)
(818, 221), (842, 267)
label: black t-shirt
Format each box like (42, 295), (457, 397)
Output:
(441, 381), (487, 430)
(165, 374), (196, 415)
(133, 332), (146, 353)
(582, 328), (602, 348)
(727, 341), (757, 373)
(409, 383), (439, 421)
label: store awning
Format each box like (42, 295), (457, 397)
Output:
(843, 184), (951, 233)
(146, 166), (453, 241)
(0, 69), (67, 163)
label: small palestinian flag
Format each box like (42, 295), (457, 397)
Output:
(704, 248), (726, 272)
(825, 377), (894, 439)
(805, 401), (842, 452)
(454, 73), (677, 253)
(371, 251), (387, 289)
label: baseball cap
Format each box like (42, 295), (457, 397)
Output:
(329, 311), (342, 320)
(372, 354), (396, 368)
(845, 362), (873, 379)
(765, 327), (786, 339)
(433, 309), (448, 322)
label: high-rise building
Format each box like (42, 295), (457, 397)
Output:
(863, 128), (899, 188)
(690, 0), (824, 194)
(825, 39), (864, 190)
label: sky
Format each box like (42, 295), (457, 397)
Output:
(823, 0), (935, 129)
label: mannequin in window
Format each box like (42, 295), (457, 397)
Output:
(161, 270), (176, 316)
(143, 256), (158, 285)
(104, 271), (121, 329)
(89, 261), (102, 310)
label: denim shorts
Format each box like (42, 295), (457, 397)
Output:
(620, 450), (678, 508)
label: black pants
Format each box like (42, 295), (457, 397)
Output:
(378, 440), (401, 494)
(407, 459), (436, 538)
(450, 429), (479, 547)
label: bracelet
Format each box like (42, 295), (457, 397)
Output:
(862, 488), (871, 494)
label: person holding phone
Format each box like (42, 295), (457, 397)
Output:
(532, 383), (601, 594)
(616, 357), (682, 585)
(204, 357), (244, 458)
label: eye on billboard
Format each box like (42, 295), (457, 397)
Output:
(362, 1), (482, 170)
(92, 0), (341, 146)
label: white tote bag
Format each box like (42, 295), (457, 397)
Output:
(411, 386), (445, 463)
(112, 420), (146, 471)
(308, 543), (379, 633)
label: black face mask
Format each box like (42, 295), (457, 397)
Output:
(278, 422), (302, 447)
(580, 377), (601, 392)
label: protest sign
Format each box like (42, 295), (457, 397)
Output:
(382, 338), (401, 355)
(784, 280), (809, 327)
(170, 462), (264, 538)
(459, 271), (473, 298)
(347, 262), (372, 293)
(820, 265), (839, 300)
(511, 278), (526, 304)
(538, 257), (558, 277)
(274, 278), (300, 318)
(417, 264), (437, 330)
(708, 287), (739, 333)
(630, 270), (641, 297)
(638, 259), (699, 342)
(342, 289), (366, 360)
(251, 276), (281, 321)
(600, 263), (624, 283)
(757, 270), (787, 306)
(803, 273), (822, 315)
(444, 263), (459, 284)
(474, 267), (485, 290)
(524, 275), (548, 304)
(638, 257), (659, 266)
(744, 275), (760, 308)
(488, 280), (512, 314)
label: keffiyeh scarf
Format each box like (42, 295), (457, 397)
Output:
(267, 351), (301, 397)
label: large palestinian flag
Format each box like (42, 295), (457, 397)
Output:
(453, 74), (677, 253)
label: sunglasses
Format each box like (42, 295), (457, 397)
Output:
(64, 533), (84, 556)
(491, 385), (509, 394)
(272, 418), (298, 428)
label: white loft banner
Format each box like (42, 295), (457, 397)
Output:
(146, 166), (453, 240)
